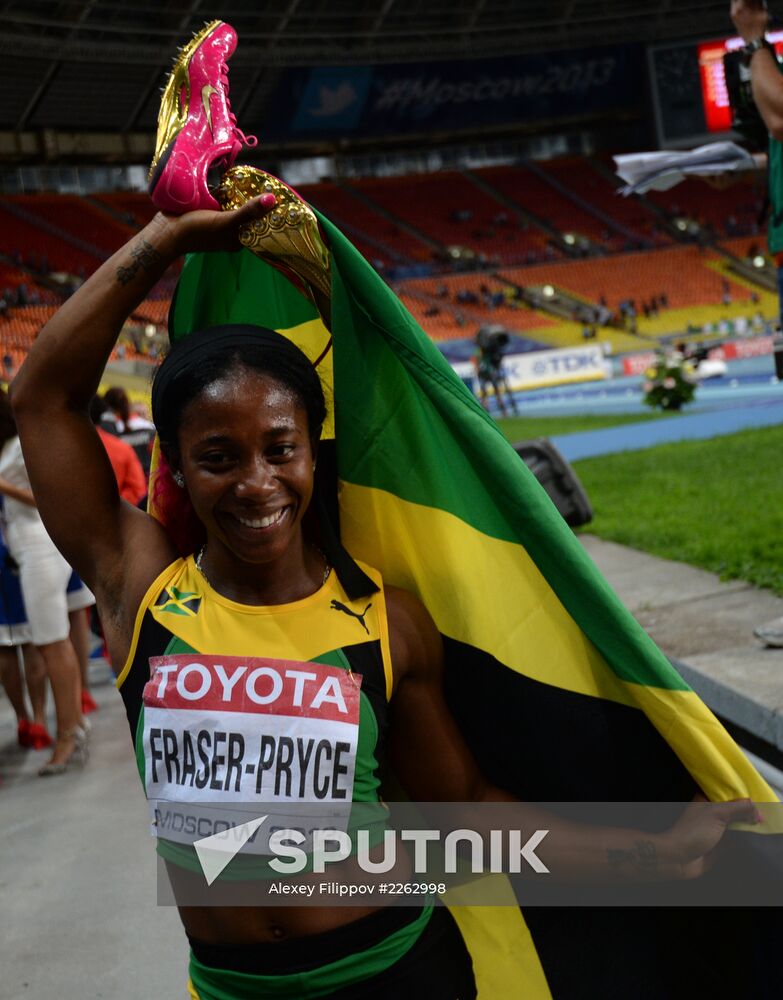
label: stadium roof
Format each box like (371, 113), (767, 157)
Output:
(1, 2), (736, 67)
(0, 1), (735, 141)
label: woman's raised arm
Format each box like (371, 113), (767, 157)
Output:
(10, 197), (275, 602)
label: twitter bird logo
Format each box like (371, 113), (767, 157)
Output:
(293, 68), (372, 131)
(309, 82), (358, 117)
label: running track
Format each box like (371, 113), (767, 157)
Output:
(494, 357), (783, 461)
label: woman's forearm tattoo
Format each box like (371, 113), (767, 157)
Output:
(116, 238), (162, 286)
(606, 840), (658, 874)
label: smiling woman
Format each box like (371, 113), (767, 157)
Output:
(150, 326), (327, 605)
(5, 197), (484, 994)
(4, 155), (762, 1000)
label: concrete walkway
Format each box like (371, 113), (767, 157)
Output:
(581, 535), (783, 756)
(0, 660), (187, 1000)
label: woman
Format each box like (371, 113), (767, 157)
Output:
(10, 201), (758, 998)
(0, 391), (89, 773)
(0, 507), (51, 748)
(0, 531), (96, 747)
(102, 385), (156, 474)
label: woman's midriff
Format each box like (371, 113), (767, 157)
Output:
(179, 900), (389, 943)
(169, 847), (414, 944)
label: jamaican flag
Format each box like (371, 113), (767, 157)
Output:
(168, 215), (777, 999)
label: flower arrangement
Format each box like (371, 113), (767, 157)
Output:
(642, 353), (697, 411)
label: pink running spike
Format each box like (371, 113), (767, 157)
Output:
(149, 20), (258, 214)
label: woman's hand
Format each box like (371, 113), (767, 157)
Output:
(731, 0), (770, 43)
(0, 475), (36, 508)
(658, 795), (762, 879)
(157, 193), (277, 257)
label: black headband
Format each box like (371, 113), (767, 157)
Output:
(151, 324), (378, 601)
(151, 325), (289, 428)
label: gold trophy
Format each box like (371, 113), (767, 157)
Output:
(217, 167), (332, 329)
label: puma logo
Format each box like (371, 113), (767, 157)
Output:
(330, 600), (372, 634)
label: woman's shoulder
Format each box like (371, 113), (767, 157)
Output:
(100, 542), (185, 670)
(97, 512), (181, 624)
(338, 557), (441, 680)
(133, 550), (190, 608)
(345, 560), (438, 654)
(383, 583), (442, 679)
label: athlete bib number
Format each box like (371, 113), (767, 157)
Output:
(143, 654), (362, 851)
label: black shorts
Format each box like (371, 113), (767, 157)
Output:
(189, 906), (477, 1000)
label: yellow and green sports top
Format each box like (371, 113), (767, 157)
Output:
(117, 555), (394, 866)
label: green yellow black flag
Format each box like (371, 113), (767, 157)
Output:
(168, 208), (776, 998)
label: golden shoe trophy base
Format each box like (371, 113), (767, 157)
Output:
(217, 167), (332, 329)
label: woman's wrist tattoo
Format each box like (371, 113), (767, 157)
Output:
(606, 840), (658, 874)
(116, 238), (162, 286)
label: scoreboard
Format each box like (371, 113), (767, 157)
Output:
(698, 31), (783, 133)
(650, 31), (783, 147)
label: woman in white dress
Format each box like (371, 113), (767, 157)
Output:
(0, 391), (87, 774)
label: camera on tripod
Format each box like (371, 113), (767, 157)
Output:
(476, 327), (510, 370)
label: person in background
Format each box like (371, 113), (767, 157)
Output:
(130, 399), (154, 424)
(103, 386), (156, 474)
(0, 392), (87, 774)
(475, 330), (519, 417)
(103, 385), (138, 432)
(90, 396), (147, 506)
(729, 0), (783, 647)
(0, 563), (97, 741)
(0, 539), (51, 748)
(69, 597), (98, 715)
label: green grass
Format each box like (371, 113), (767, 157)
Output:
(497, 411), (670, 441)
(572, 425), (783, 594)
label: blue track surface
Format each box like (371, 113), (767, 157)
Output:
(552, 398), (783, 461)
(493, 356), (783, 460)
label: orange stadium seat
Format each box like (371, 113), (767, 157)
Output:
(0, 171), (769, 373)
(476, 164), (619, 251)
(0, 192), (178, 371)
(0, 262), (30, 290)
(0, 263), (60, 305)
(132, 298), (171, 325)
(94, 191), (158, 229)
(400, 272), (556, 335)
(720, 235), (767, 260)
(11, 194), (133, 258)
(0, 304), (59, 354)
(541, 158), (670, 248)
(396, 294), (474, 341)
(645, 176), (764, 238)
(298, 180), (428, 267)
(0, 202), (103, 277)
(499, 245), (753, 312)
(346, 171), (557, 266)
